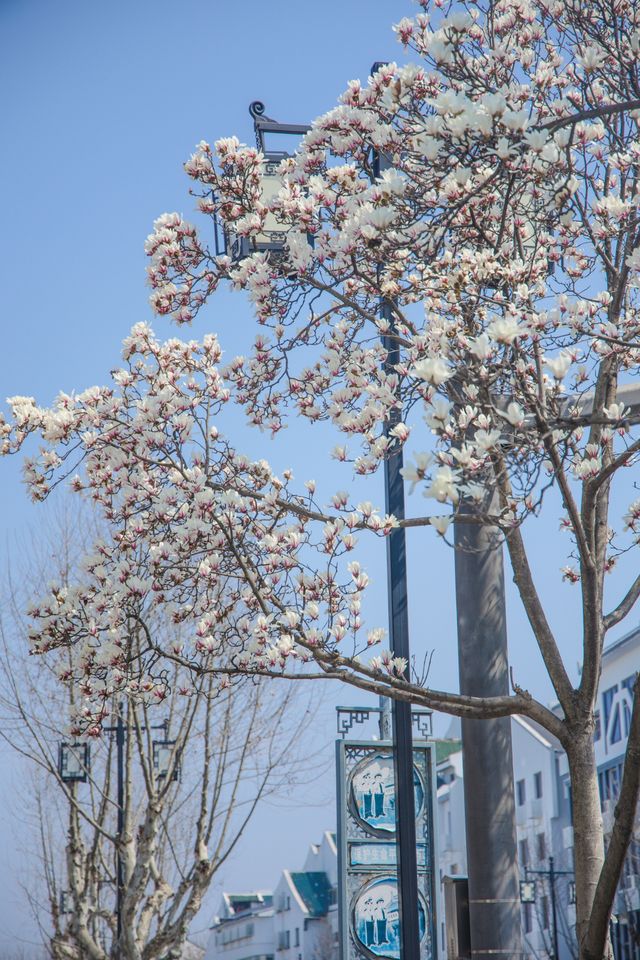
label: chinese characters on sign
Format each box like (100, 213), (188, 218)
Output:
(336, 742), (437, 960)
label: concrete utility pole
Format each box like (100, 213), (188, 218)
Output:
(454, 503), (523, 960)
(453, 382), (640, 958)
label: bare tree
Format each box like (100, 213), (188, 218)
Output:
(0, 510), (320, 960)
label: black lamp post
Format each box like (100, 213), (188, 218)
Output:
(519, 856), (573, 960)
(369, 63), (421, 956)
(61, 706), (179, 952)
(224, 95), (422, 959)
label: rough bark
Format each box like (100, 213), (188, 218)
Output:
(567, 731), (614, 960)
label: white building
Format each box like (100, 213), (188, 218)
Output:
(205, 892), (275, 960)
(205, 832), (338, 960)
(436, 717), (573, 960)
(571, 627), (640, 960)
(437, 628), (640, 960)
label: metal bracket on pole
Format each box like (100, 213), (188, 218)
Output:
(249, 101), (310, 154)
(335, 705), (432, 741)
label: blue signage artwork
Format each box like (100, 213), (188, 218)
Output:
(352, 876), (428, 959)
(349, 754), (425, 836)
(336, 740), (437, 960)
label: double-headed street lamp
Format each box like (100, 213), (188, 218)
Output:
(224, 95), (423, 959)
(59, 706), (179, 949)
(519, 856), (574, 960)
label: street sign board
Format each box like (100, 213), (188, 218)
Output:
(337, 740), (438, 960)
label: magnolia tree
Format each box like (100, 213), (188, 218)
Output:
(5, 0), (640, 957)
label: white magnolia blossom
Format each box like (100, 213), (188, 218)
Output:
(429, 515), (452, 535)
(400, 452), (433, 493)
(545, 352), (572, 380)
(411, 357), (452, 385)
(424, 466), (459, 504)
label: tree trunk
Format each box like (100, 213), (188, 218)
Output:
(567, 733), (613, 960)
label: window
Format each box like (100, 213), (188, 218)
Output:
(541, 895), (549, 930)
(622, 674), (637, 737)
(536, 833), (546, 862)
(600, 762), (624, 803)
(519, 839), (530, 869)
(523, 902), (533, 934)
(517, 779), (526, 806)
(294, 928), (300, 948)
(594, 710), (601, 742)
(603, 684), (619, 745)
(534, 771), (543, 799)
(611, 709), (623, 744)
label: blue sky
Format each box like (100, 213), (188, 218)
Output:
(0, 0), (633, 953)
(0, 2), (417, 951)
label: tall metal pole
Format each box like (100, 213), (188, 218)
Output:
(454, 501), (523, 959)
(382, 295), (421, 959)
(368, 83), (421, 953)
(116, 701), (125, 949)
(549, 856), (559, 960)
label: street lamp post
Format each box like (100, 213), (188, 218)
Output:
(520, 856), (573, 959)
(61, 706), (178, 954)
(371, 99), (421, 952)
(229, 99), (422, 959)
(380, 296), (421, 960)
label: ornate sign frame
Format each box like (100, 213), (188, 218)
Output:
(336, 740), (441, 960)
(336, 740), (440, 960)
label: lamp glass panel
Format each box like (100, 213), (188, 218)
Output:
(253, 159), (288, 247)
(520, 880), (536, 904)
(153, 741), (177, 779)
(61, 743), (87, 780)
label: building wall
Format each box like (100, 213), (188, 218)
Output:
(273, 871), (309, 960)
(437, 717), (574, 960)
(204, 910), (274, 960)
(593, 631), (640, 960)
(302, 833), (338, 888)
(205, 837), (338, 960)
